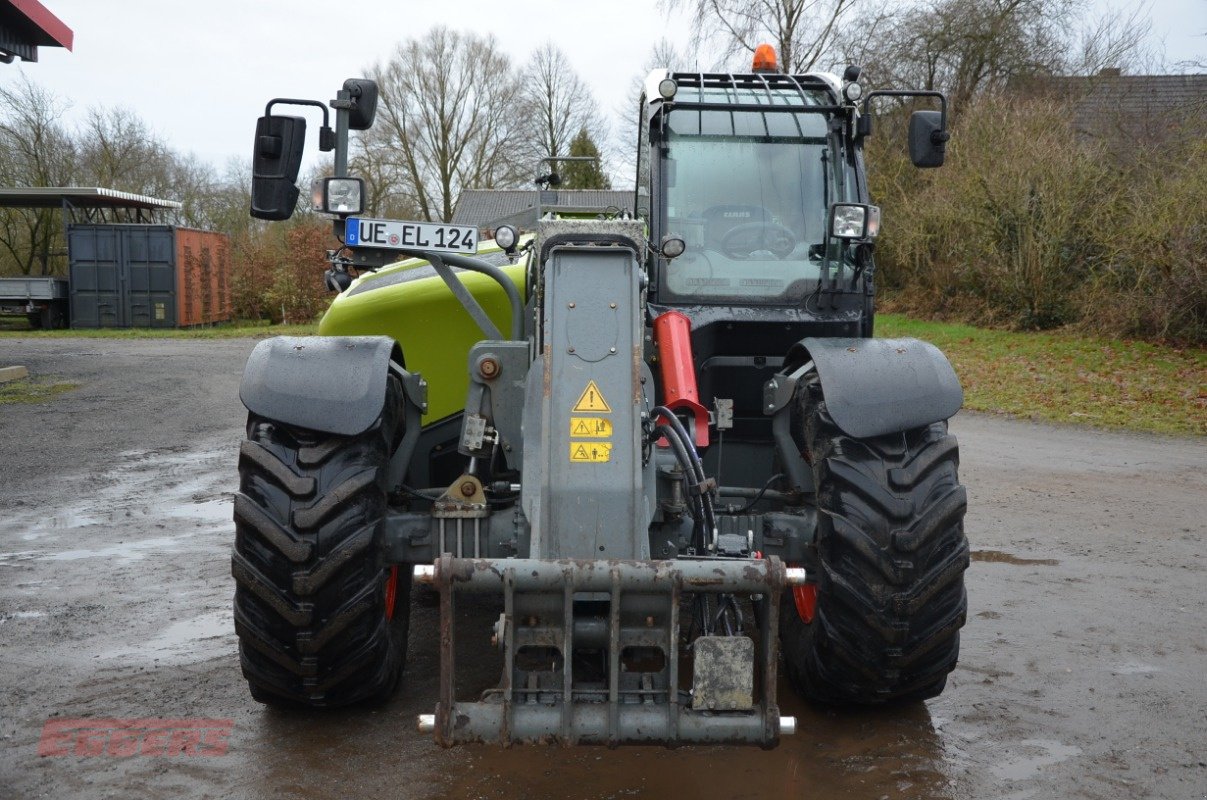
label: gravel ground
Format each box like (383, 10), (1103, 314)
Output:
(1, 337), (1205, 800)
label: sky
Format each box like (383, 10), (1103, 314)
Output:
(3, 0), (1204, 178)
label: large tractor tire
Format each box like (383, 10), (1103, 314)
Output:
(232, 377), (410, 707)
(780, 377), (969, 704)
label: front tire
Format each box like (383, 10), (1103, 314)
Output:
(781, 378), (969, 704)
(232, 377), (410, 707)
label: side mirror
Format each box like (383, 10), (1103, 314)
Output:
(251, 115), (306, 220)
(344, 78), (379, 131)
(908, 110), (948, 168)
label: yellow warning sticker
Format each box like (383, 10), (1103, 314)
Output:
(572, 380), (612, 413)
(570, 416), (613, 438)
(569, 441), (612, 463)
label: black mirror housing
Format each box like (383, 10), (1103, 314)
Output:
(909, 110), (947, 168)
(344, 79), (379, 130)
(251, 114), (307, 220)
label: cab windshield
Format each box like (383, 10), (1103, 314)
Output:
(659, 109), (839, 305)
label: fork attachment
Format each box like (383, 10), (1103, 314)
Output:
(417, 554), (796, 747)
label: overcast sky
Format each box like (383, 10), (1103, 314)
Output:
(3, 0), (1203, 177)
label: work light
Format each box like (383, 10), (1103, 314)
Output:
(312, 177), (364, 215)
(493, 224), (518, 253)
(660, 233), (687, 259)
(829, 203), (880, 239)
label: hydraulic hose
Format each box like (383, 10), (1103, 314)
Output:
(654, 406), (716, 545)
(655, 424), (706, 538)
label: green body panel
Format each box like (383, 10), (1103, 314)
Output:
(318, 243), (526, 423)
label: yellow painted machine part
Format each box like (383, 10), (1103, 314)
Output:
(318, 242), (528, 424)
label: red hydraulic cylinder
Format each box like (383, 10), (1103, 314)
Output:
(653, 311), (710, 447)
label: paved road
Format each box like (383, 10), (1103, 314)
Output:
(1, 337), (1205, 799)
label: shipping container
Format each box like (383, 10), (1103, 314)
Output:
(67, 224), (231, 328)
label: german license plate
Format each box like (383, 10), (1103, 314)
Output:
(344, 217), (478, 254)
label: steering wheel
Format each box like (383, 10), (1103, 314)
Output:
(720, 221), (798, 259)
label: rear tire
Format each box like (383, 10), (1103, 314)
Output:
(780, 378), (969, 704)
(232, 377), (410, 707)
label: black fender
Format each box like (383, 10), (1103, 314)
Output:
(787, 337), (963, 439)
(240, 336), (407, 436)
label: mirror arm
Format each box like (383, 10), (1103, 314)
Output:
(329, 88), (352, 177)
(858, 89), (948, 134)
(265, 98), (335, 153)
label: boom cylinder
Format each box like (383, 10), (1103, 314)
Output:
(654, 311), (709, 447)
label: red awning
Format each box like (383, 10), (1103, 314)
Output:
(1, 0), (73, 62)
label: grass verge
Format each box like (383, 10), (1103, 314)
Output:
(877, 314), (1206, 436)
(0, 378), (81, 405)
(1, 314), (1201, 435)
(0, 320), (317, 339)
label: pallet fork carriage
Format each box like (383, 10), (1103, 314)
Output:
(233, 48), (970, 748)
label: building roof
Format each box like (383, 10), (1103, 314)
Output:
(1039, 71), (1206, 145)
(0, 0), (73, 63)
(0, 187), (182, 210)
(453, 189), (635, 230)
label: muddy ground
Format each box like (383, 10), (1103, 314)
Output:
(1, 337), (1204, 800)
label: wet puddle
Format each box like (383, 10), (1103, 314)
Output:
(1111, 661), (1161, 675)
(431, 689), (961, 800)
(102, 608), (234, 664)
(41, 535), (187, 562)
(971, 550), (1059, 566)
(988, 738), (1081, 781)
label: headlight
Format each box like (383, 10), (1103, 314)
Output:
(658, 78), (678, 100)
(312, 177), (364, 215)
(829, 203), (880, 239)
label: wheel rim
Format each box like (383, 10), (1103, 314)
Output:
(383, 565), (399, 621)
(792, 583), (817, 624)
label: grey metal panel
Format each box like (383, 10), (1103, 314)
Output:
(240, 336), (400, 436)
(121, 226), (175, 328)
(67, 224), (180, 328)
(791, 337), (963, 439)
(522, 244), (650, 560)
(68, 225), (123, 328)
(0, 277), (67, 301)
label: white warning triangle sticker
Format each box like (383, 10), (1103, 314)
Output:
(571, 380), (612, 413)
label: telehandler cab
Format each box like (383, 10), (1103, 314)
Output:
(234, 52), (968, 747)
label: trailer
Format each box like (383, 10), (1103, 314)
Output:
(0, 276), (69, 328)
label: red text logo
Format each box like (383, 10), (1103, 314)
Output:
(38, 718), (233, 757)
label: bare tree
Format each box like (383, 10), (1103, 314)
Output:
(77, 106), (223, 228)
(0, 75), (77, 275)
(835, 0), (1156, 110)
(613, 37), (690, 187)
(1071, 4), (1156, 76)
(367, 27), (527, 223)
(520, 42), (609, 173)
(661, 0), (855, 73)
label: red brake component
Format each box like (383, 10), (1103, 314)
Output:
(653, 311), (709, 447)
(383, 565), (399, 621)
(792, 583), (817, 624)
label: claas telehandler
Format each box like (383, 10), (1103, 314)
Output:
(233, 47), (968, 747)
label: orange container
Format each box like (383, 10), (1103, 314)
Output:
(175, 228), (232, 326)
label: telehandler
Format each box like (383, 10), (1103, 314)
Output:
(234, 47), (968, 747)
